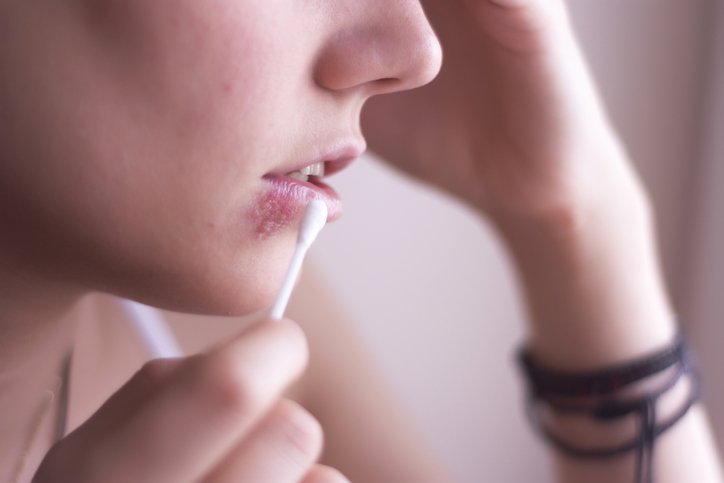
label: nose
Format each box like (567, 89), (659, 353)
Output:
(313, 1), (443, 96)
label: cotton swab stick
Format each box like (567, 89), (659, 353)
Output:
(269, 199), (328, 319)
(120, 299), (184, 359)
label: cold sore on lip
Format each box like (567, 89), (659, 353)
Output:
(251, 174), (342, 239)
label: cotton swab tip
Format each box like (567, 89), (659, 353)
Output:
(297, 199), (328, 247)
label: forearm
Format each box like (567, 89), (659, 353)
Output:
(496, 185), (675, 369)
(492, 183), (723, 482)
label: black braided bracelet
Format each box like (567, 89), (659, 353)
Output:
(518, 333), (687, 398)
(518, 333), (699, 483)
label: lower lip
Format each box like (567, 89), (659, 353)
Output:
(251, 175), (342, 238)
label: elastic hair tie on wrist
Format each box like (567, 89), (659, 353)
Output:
(517, 333), (700, 483)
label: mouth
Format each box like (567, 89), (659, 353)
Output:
(272, 142), (365, 182)
(285, 161), (326, 183)
(252, 141), (365, 238)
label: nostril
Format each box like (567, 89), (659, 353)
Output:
(374, 77), (401, 89)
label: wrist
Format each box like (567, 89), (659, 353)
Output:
(489, 182), (677, 370)
(488, 146), (653, 237)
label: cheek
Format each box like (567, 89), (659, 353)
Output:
(48, 0), (271, 217)
(0, 0), (312, 314)
(84, 0), (282, 108)
(79, 0), (295, 197)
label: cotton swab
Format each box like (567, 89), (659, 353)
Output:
(269, 199), (328, 319)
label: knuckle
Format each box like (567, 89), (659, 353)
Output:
(136, 358), (181, 387)
(193, 352), (262, 417)
(270, 400), (324, 464)
(187, 320), (311, 420)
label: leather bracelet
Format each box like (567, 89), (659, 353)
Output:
(518, 332), (686, 398)
(518, 332), (699, 483)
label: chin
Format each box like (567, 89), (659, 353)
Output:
(113, 275), (277, 317)
(84, 216), (298, 317)
(108, 249), (291, 317)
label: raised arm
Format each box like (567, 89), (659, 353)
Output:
(362, 0), (723, 481)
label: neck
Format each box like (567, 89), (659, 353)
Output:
(0, 271), (83, 480)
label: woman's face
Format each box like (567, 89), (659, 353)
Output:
(0, 0), (441, 314)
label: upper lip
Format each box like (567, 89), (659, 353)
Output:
(269, 139), (367, 179)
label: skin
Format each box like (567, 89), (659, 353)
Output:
(0, 0), (439, 481)
(0, 0), (440, 315)
(0, 0), (722, 482)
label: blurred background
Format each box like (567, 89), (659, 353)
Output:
(307, 1), (724, 481)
